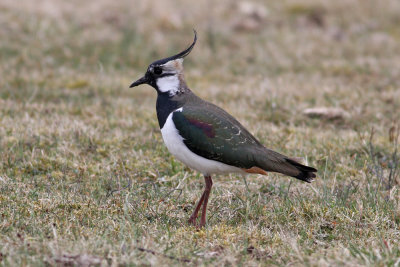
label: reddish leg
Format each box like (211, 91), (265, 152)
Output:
(188, 190), (205, 226)
(199, 175), (213, 227)
(188, 175), (213, 227)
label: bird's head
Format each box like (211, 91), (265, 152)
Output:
(130, 30), (197, 96)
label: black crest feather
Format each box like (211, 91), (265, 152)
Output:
(151, 30), (197, 66)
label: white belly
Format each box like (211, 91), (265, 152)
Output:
(160, 109), (244, 176)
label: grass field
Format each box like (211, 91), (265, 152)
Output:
(1, 0), (400, 265)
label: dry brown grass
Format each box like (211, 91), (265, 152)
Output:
(1, 0), (400, 265)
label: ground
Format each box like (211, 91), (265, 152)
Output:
(0, 0), (400, 266)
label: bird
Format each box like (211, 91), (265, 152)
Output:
(130, 31), (317, 227)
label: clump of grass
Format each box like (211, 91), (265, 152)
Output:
(365, 127), (399, 190)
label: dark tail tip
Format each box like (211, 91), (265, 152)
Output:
(285, 158), (317, 183)
(295, 169), (316, 183)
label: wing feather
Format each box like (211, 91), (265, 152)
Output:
(172, 104), (261, 168)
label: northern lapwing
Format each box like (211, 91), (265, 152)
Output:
(130, 31), (317, 227)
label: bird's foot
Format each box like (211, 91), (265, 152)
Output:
(188, 216), (199, 227)
(198, 217), (206, 228)
(188, 217), (206, 228)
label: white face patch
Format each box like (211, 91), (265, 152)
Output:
(156, 74), (180, 96)
(153, 58), (184, 96)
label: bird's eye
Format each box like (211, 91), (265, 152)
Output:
(153, 66), (162, 75)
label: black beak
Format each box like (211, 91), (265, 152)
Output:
(129, 76), (148, 88)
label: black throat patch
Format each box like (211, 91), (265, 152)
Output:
(156, 93), (180, 129)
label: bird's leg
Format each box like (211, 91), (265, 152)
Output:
(199, 175), (213, 228)
(188, 190), (206, 226)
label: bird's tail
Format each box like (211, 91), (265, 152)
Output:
(255, 148), (317, 183)
(284, 157), (317, 182)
